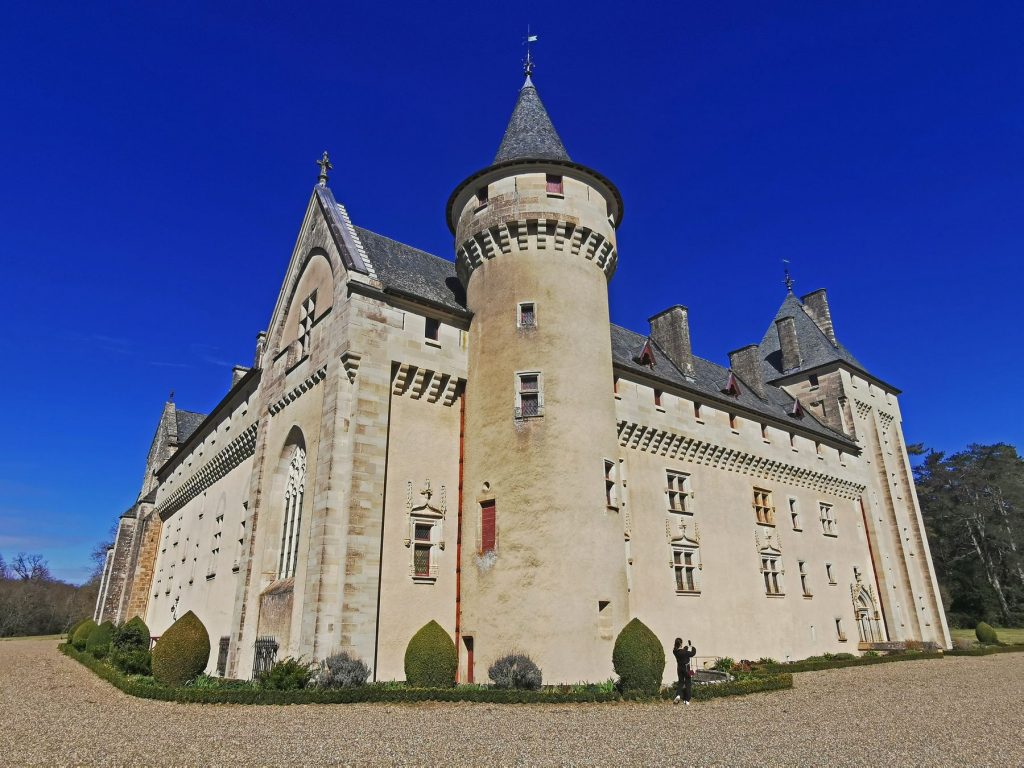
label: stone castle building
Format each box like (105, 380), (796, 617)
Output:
(95, 72), (951, 682)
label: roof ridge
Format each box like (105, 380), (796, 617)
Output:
(353, 225), (455, 265)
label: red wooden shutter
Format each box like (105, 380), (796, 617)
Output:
(480, 501), (496, 553)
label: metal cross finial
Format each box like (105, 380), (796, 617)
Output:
(523, 26), (538, 79)
(316, 151), (333, 187)
(782, 260), (795, 293)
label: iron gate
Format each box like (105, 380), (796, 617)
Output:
(252, 636), (279, 678)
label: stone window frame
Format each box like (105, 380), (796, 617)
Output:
(277, 445), (306, 580)
(826, 561), (837, 585)
(819, 502), (838, 537)
(798, 560), (812, 597)
(671, 543), (702, 595)
(297, 290), (317, 360)
(514, 371), (544, 419)
(665, 470), (693, 515)
(753, 487), (776, 526)
(406, 516), (442, 582)
(424, 316), (441, 343)
(788, 497), (802, 531)
(835, 617), (848, 642)
(760, 551), (784, 596)
(604, 459), (619, 510)
(517, 301), (537, 329)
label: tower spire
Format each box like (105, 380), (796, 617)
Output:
(523, 27), (537, 85)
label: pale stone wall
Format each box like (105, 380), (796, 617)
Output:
(146, 454), (253, 673)
(615, 376), (886, 676)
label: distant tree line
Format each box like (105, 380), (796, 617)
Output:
(915, 442), (1024, 628)
(0, 542), (108, 637)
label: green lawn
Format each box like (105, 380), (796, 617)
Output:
(951, 627), (1024, 645)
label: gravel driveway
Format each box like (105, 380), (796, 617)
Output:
(1, 636), (1021, 766)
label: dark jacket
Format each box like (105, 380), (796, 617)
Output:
(674, 645), (696, 678)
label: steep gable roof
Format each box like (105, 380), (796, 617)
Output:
(353, 226), (467, 315)
(758, 292), (864, 381)
(174, 409), (206, 445)
(493, 80), (571, 164)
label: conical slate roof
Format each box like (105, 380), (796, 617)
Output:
(758, 292), (865, 381)
(493, 78), (571, 163)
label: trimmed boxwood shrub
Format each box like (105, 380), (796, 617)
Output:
(152, 611), (211, 686)
(404, 620), (457, 688)
(113, 616), (151, 652)
(612, 618), (665, 696)
(975, 622), (999, 645)
(67, 617), (89, 641)
(72, 619), (97, 651)
(86, 621), (115, 659)
(488, 653), (543, 690)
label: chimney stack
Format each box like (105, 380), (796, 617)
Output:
(776, 316), (802, 372)
(648, 306), (695, 378)
(801, 289), (837, 346)
(728, 345), (767, 400)
(254, 330), (268, 368)
(231, 365), (250, 387)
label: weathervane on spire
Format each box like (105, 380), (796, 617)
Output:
(523, 26), (538, 79)
(316, 151), (333, 187)
(782, 259), (795, 293)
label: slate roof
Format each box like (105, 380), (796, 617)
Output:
(175, 409), (206, 445)
(354, 226), (467, 314)
(345, 224), (851, 446)
(493, 79), (571, 164)
(758, 293), (865, 382)
(611, 324), (853, 445)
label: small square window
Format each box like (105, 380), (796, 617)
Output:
(516, 373), (543, 418)
(518, 302), (536, 328)
(654, 389), (663, 407)
(424, 318), (440, 341)
(809, 373), (819, 388)
(546, 174), (564, 194)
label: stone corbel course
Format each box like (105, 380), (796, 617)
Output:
(617, 420), (866, 500)
(268, 365), (328, 415)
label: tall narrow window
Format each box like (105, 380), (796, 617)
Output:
(604, 460), (618, 509)
(518, 302), (536, 328)
(798, 561), (811, 596)
(413, 523), (433, 578)
(729, 413), (738, 430)
(835, 618), (847, 641)
(424, 317), (440, 341)
(673, 547), (701, 593)
(826, 562), (836, 584)
(546, 174), (564, 194)
(277, 445), (307, 580)
(298, 292), (316, 358)
(789, 498), (801, 530)
(480, 501), (496, 554)
(666, 470), (692, 514)
(820, 503), (837, 536)
(516, 372), (543, 418)
(753, 488), (775, 525)
(693, 402), (702, 420)
(761, 556), (783, 595)
(476, 186), (489, 207)
(761, 423), (769, 440)
(654, 389), (663, 407)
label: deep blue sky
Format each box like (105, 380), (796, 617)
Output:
(2, 2), (1021, 582)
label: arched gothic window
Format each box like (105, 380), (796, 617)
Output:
(278, 445), (306, 579)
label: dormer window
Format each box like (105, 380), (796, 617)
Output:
(546, 174), (564, 195)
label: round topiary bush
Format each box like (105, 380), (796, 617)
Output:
(67, 617), (89, 642)
(86, 621), (114, 659)
(488, 652), (543, 690)
(612, 618), (665, 696)
(404, 620), (457, 688)
(72, 619), (97, 651)
(113, 616), (151, 652)
(317, 651), (370, 689)
(975, 621), (999, 645)
(152, 611), (211, 686)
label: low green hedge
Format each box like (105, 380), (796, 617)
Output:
(61, 643), (789, 705)
(754, 651), (944, 675)
(946, 644), (1024, 657)
(656, 674), (793, 701)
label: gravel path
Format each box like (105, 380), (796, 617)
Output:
(1, 637), (1022, 766)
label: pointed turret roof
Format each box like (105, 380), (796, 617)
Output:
(493, 78), (571, 163)
(758, 292), (866, 382)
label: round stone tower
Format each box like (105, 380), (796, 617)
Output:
(447, 75), (629, 684)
